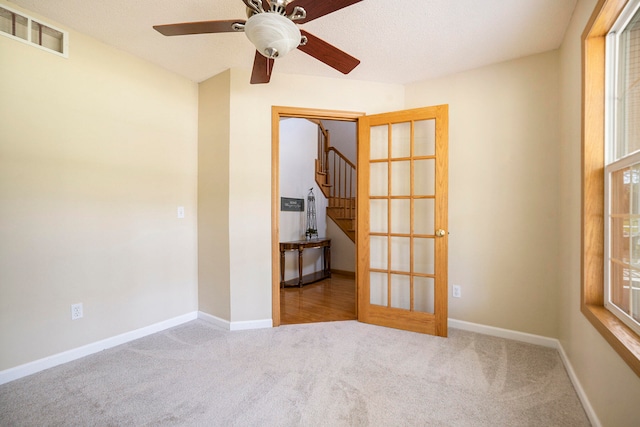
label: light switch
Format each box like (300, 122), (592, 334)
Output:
(177, 206), (185, 219)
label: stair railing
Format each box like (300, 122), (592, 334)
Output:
(317, 125), (327, 175)
(326, 146), (356, 222)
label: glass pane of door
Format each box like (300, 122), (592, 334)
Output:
(370, 272), (388, 306)
(414, 119), (436, 156)
(391, 122), (411, 158)
(391, 274), (411, 310)
(414, 276), (435, 313)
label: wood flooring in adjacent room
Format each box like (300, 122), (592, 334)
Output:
(280, 273), (356, 324)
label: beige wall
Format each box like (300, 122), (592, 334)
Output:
(198, 70), (231, 320)
(405, 51), (561, 338)
(326, 221), (356, 274)
(558, 0), (640, 425)
(0, 3), (199, 370)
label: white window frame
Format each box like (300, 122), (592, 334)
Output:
(0, 4), (68, 58)
(604, 0), (640, 336)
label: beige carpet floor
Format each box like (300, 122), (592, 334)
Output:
(0, 320), (590, 426)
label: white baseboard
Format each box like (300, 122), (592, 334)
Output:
(448, 318), (558, 348)
(230, 319), (273, 331)
(449, 318), (601, 427)
(197, 311), (272, 331)
(0, 311), (198, 385)
(556, 341), (602, 427)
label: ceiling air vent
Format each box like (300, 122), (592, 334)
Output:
(0, 4), (68, 57)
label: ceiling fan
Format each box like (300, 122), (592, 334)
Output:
(153, 0), (362, 84)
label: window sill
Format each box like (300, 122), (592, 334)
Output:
(582, 303), (640, 375)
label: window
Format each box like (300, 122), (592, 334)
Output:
(583, 0), (640, 376)
(0, 5), (67, 57)
(604, 0), (640, 336)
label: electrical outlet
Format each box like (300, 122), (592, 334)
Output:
(71, 303), (83, 320)
(452, 285), (461, 298)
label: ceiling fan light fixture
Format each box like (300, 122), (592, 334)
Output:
(244, 12), (301, 59)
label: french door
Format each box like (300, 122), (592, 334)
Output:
(357, 106), (449, 336)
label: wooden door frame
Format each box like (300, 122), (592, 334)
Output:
(271, 106), (364, 326)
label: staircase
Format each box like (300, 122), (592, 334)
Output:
(314, 122), (356, 242)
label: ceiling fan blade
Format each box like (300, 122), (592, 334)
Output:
(298, 30), (360, 74)
(286, 0), (362, 24)
(153, 20), (245, 36)
(250, 51), (275, 84)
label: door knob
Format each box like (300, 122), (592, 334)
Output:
(435, 229), (446, 237)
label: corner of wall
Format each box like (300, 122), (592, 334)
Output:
(197, 70), (232, 320)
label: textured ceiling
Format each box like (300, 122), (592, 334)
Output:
(7, 0), (578, 84)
